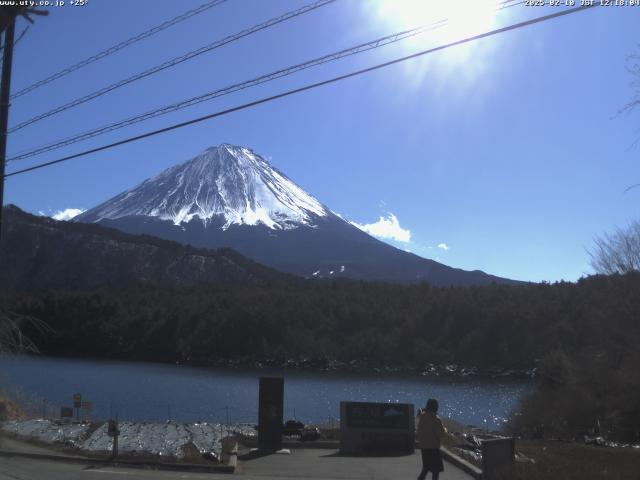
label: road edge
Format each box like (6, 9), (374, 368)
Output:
(0, 449), (236, 474)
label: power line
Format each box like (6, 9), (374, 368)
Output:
(4, 3), (597, 179)
(7, 20), (447, 160)
(8, 0), (336, 133)
(9, 0), (228, 100)
(7, 0), (522, 160)
(1, 1), (554, 165)
(8, 0), (524, 162)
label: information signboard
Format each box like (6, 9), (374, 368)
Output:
(60, 407), (73, 418)
(346, 402), (411, 429)
(340, 401), (414, 454)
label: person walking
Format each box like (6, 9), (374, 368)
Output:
(416, 398), (446, 480)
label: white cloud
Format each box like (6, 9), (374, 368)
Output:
(437, 243), (449, 251)
(351, 213), (411, 243)
(51, 208), (85, 221)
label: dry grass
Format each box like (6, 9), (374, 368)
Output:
(0, 392), (24, 421)
(514, 440), (640, 480)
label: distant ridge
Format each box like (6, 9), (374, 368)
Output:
(0, 205), (292, 291)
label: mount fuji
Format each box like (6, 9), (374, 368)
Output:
(76, 144), (516, 286)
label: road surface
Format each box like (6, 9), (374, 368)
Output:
(0, 448), (473, 480)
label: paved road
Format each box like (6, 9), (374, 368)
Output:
(0, 437), (80, 457)
(239, 448), (473, 479)
(0, 457), (215, 480)
(0, 448), (472, 480)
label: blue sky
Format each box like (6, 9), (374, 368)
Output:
(4, 0), (639, 282)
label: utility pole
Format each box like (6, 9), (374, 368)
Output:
(0, 17), (15, 239)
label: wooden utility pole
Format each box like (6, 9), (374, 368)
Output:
(0, 16), (15, 238)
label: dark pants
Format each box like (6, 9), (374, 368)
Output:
(418, 448), (443, 480)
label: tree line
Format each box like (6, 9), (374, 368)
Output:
(2, 272), (638, 372)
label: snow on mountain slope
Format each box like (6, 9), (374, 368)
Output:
(78, 144), (329, 230)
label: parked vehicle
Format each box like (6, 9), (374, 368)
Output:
(282, 420), (304, 436)
(301, 426), (321, 442)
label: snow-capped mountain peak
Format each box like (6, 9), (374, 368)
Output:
(74, 144), (518, 286)
(77, 144), (329, 230)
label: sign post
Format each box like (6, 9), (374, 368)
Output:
(81, 401), (93, 422)
(73, 393), (81, 421)
(107, 419), (120, 459)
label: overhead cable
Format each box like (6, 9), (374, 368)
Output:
(10, 0), (228, 99)
(8, 0), (336, 133)
(4, 4), (598, 179)
(8, 0), (521, 159)
(5, 19), (453, 161)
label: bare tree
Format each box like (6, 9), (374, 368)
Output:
(589, 221), (640, 275)
(0, 310), (51, 354)
(619, 49), (640, 193)
(620, 49), (640, 118)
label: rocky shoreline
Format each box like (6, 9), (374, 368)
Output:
(0, 418), (254, 460)
(198, 357), (539, 379)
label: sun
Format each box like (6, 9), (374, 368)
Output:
(367, 0), (511, 92)
(376, 0), (500, 46)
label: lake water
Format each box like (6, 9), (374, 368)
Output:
(0, 355), (531, 430)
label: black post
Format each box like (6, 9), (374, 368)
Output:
(112, 435), (118, 459)
(258, 377), (284, 451)
(0, 17), (15, 239)
(108, 419), (120, 459)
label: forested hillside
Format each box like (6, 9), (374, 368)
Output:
(4, 272), (638, 371)
(0, 205), (293, 290)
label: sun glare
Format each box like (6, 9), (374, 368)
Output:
(370, 0), (509, 92)
(377, 0), (499, 42)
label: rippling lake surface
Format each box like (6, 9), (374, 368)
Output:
(0, 355), (531, 430)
